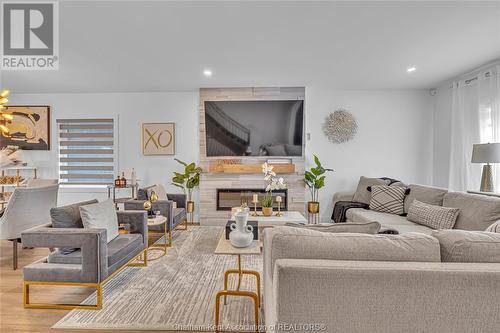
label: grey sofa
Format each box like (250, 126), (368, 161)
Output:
(125, 184), (187, 246)
(333, 184), (500, 234)
(263, 226), (500, 333)
(21, 210), (148, 310)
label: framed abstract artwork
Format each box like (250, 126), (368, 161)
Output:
(142, 122), (175, 155)
(0, 105), (51, 150)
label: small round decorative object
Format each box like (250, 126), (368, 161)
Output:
(143, 200), (152, 211)
(322, 109), (358, 143)
(150, 191), (159, 203)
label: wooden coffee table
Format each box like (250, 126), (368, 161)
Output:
(214, 231), (261, 332)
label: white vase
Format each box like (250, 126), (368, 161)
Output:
(229, 211), (254, 248)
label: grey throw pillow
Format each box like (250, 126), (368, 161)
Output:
(369, 185), (407, 215)
(352, 177), (390, 204)
(50, 199), (98, 254)
(50, 199), (98, 229)
(80, 199), (119, 243)
(432, 230), (500, 263)
(407, 200), (460, 230)
(284, 221), (381, 234)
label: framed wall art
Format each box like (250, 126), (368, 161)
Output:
(142, 122), (175, 155)
(0, 105), (51, 150)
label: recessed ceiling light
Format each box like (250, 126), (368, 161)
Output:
(407, 67), (417, 73)
(203, 69), (212, 77)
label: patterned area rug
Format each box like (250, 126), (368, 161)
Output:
(53, 226), (263, 331)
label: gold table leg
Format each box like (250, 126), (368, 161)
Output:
(215, 290), (259, 333)
(215, 254), (261, 332)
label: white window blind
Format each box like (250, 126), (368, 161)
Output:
(57, 118), (115, 186)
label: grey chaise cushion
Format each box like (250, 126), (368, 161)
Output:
(432, 230), (500, 263)
(404, 184), (448, 213)
(443, 192), (500, 231)
(48, 233), (144, 266)
(50, 199), (98, 229)
(346, 208), (434, 234)
(352, 176), (390, 204)
(284, 221), (381, 234)
(269, 227), (441, 276)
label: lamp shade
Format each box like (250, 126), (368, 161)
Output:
(471, 143), (500, 163)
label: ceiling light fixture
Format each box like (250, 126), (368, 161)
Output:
(203, 69), (212, 77)
(407, 67), (417, 73)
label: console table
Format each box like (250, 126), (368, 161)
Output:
(230, 211), (307, 228)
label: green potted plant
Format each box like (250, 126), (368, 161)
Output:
(171, 159), (202, 222)
(304, 155), (334, 217)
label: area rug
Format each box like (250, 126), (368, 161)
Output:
(53, 226), (263, 331)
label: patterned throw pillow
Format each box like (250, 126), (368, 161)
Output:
(369, 185), (407, 215)
(407, 200), (460, 230)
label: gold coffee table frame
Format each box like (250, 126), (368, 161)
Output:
(214, 233), (261, 333)
(147, 215), (169, 261)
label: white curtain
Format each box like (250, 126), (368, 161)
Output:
(449, 64), (500, 191)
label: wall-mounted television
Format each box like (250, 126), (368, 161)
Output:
(204, 100), (304, 157)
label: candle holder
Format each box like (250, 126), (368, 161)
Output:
(275, 201), (282, 217)
(251, 200), (258, 216)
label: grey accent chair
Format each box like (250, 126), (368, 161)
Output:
(0, 184), (59, 269)
(21, 209), (148, 310)
(124, 185), (187, 247)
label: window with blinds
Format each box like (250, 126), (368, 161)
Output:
(57, 118), (116, 186)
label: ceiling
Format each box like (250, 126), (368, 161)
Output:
(2, 1), (500, 93)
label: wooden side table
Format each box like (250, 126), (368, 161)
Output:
(214, 232), (261, 332)
(147, 215), (169, 261)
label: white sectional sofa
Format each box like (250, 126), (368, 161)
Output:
(263, 226), (500, 333)
(332, 183), (500, 234)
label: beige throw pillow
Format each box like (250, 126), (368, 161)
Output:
(79, 199), (119, 243)
(369, 185), (407, 215)
(486, 221), (500, 233)
(352, 177), (390, 204)
(407, 200), (460, 230)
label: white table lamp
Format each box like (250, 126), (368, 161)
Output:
(471, 143), (500, 192)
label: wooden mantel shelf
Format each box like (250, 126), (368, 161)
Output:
(208, 163), (295, 174)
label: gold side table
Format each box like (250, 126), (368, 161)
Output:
(214, 232), (261, 333)
(146, 215), (169, 261)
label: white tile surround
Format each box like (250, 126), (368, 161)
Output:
(199, 87), (306, 225)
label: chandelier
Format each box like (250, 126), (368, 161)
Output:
(0, 89), (12, 135)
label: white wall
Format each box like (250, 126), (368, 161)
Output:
(305, 87), (434, 222)
(432, 85), (452, 187)
(9, 88), (433, 223)
(8, 92), (199, 209)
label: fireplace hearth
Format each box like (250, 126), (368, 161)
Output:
(216, 188), (288, 211)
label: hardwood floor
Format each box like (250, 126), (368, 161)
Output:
(0, 240), (194, 333)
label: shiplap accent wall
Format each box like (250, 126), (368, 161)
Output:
(199, 87), (306, 225)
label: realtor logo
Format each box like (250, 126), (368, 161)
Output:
(1, 1), (59, 70)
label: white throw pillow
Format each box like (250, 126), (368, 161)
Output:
(79, 199), (119, 243)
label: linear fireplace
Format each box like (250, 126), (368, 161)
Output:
(216, 188), (288, 211)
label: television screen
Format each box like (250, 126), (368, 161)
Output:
(204, 100), (304, 157)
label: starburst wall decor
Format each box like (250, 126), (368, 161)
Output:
(322, 109), (358, 144)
